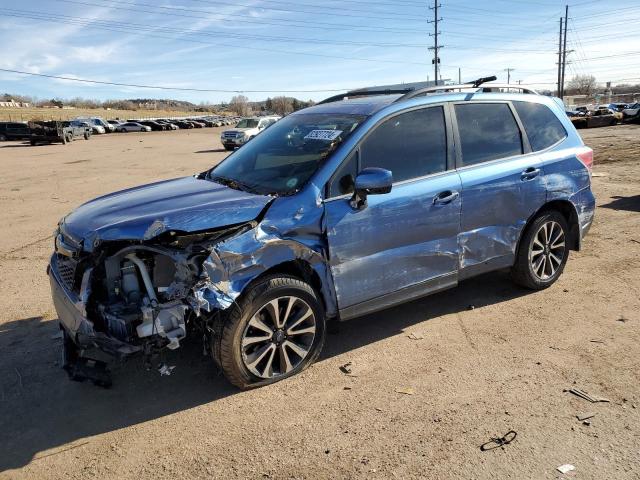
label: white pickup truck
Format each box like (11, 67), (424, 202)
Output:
(220, 116), (280, 151)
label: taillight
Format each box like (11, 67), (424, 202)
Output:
(576, 146), (594, 173)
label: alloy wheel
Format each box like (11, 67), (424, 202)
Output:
(241, 296), (316, 379)
(529, 220), (566, 280)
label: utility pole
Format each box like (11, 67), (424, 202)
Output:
(560, 5), (569, 99)
(557, 17), (563, 97)
(504, 68), (515, 84)
(428, 0), (442, 86)
(458, 67), (461, 84)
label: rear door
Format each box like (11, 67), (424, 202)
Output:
(324, 105), (462, 318)
(453, 102), (546, 278)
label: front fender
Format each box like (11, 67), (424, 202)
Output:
(190, 225), (337, 317)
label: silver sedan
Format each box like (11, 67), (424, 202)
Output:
(117, 122), (151, 132)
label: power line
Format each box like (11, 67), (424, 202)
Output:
(68, 0), (426, 23)
(4, 9), (428, 48)
(59, 0), (427, 34)
(0, 68), (357, 93)
(5, 10), (432, 66)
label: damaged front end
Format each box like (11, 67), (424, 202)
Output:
(49, 222), (253, 385)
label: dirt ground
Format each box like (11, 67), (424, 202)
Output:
(0, 125), (638, 479)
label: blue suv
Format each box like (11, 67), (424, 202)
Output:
(49, 81), (595, 388)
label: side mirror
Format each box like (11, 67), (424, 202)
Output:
(350, 167), (393, 210)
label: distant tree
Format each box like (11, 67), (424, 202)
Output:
(265, 97), (273, 112)
(567, 74), (597, 95)
(229, 95), (250, 116)
(271, 96), (294, 116)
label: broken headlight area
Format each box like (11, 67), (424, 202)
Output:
(51, 225), (251, 384)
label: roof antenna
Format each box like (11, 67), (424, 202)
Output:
(471, 75), (497, 87)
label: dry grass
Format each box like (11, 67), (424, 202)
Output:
(0, 107), (220, 122)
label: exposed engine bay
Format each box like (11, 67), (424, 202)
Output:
(52, 224), (253, 384)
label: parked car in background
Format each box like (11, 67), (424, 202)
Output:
(0, 121), (31, 141)
(173, 120), (194, 129)
(622, 103), (640, 123)
(47, 80), (595, 389)
(116, 122), (151, 132)
(220, 116), (281, 150)
(30, 120), (90, 145)
(188, 120), (205, 128)
(156, 119), (178, 130)
(138, 120), (166, 131)
(608, 103), (628, 112)
(107, 120), (124, 127)
(191, 118), (215, 127)
(75, 117), (111, 133)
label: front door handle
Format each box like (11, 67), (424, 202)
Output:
(433, 190), (459, 205)
(521, 167), (541, 180)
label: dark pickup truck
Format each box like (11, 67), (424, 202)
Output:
(29, 121), (91, 145)
(0, 122), (31, 141)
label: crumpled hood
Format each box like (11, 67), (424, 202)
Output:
(61, 176), (271, 249)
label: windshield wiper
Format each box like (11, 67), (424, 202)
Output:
(210, 175), (262, 195)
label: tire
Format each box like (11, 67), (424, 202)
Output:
(61, 135), (67, 145)
(84, 131), (90, 140)
(213, 275), (326, 390)
(66, 133), (73, 143)
(0, 134), (6, 141)
(511, 211), (570, 290)
(30, 139), (37, 146)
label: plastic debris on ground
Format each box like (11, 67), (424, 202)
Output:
(566, 388), (610, 403)
(557, 464), (576, 474)
(395, 387), (415, 395)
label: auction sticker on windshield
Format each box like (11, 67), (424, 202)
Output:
(304, 130), (342, 141)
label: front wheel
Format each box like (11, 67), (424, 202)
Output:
(511, 211), (569, 290)
(84, 131), (90, 140)
(213, 276), (326, 390)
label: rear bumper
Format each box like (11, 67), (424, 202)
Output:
(48, 254), (141, 358)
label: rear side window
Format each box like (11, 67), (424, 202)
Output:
(513, 101), (567, 151)
(455, 103), (523, 166)
(360, 106), (447, 183)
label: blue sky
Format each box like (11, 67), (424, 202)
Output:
(0, 0), (638, 103)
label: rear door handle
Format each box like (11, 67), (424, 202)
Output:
(521, 167), (541, 180)
(433, 190), (459, 205)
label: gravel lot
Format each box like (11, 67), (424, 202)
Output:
(0, 125), (638, 479)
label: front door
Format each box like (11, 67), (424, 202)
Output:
(324, 106), (462, 319)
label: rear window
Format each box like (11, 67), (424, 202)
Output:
(514, 101), (567, 151)
(455, 103), (523, 167)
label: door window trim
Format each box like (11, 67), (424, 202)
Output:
(323, 102), (455, 201)
(450, 100), (532, 171)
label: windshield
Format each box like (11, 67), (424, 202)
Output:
(210, 113), (365, 195)
(235, 119), (259, 128)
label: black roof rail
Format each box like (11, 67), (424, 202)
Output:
(317, 88), (413, 105)
(396, 76), (540, 102)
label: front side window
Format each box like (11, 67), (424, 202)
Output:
(360, 107), (447, 183)
(455, 103), (523, 167)
(513, 101), (567, 151)
(210, 113), (365, 195)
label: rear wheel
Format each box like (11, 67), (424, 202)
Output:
(0, 134), (6, 141)
(213, 276), (326, 390)
(512, 211), (569, 290)
(84, 131), (90, 140)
